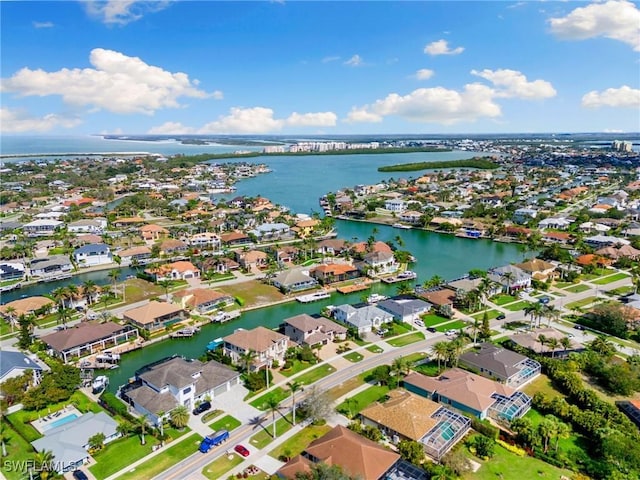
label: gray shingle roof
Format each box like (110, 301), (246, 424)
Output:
(459, 343), (527, 379)
(0, 351), (42, 381)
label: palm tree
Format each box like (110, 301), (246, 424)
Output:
(547, 337), (560, 358)
(51, 286), (69, 310)
(239, 349), (257, 373)
(158, 279), (172, 300)
(543, 304), (560, 328)
(523, 301), (543, 330)
(136, 414), (148, 445)
(560, 336), (572, 356)
(169, 405), (190, 429)
(537, 334), (548, 354)
(502, 271), (515, 295)
(82, 279), (98, 306)
(3, 306), (17, 333)
(108, 268), (120, 292)
(264, 397), (280, 439)
(33, 450), (55, 480)
(432, 341), (449, 369)
(58, 307), (74, 328)
(391, 357), (410, 376)
(287, 380), (302, 426)
(554, 421), (571, 452)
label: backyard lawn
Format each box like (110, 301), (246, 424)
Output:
(592, 272), (630, 285)
(249, 387), (288, 409)
(336, 385), (390, 418)
(268, 424), (332, 461)
(563, 283), (590, 293)
(386, 331), (425, 347)
(201, 452), (244, 480)
(219, 280), (285, 307)
(521, 374), (563, 400)
(344, 351), (364, 362)
(208, 414), (241, 432)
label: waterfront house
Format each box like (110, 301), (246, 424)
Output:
(221, 230), (252, 246)
(359, 389), (470, 461)
(73, 243), (113, 267)
(0, 350), (43, 386)
(417, 288), (456, 308)
(158, 238), (189, 256)
(316, 238), (348, 256)
(276, 425), (406, 480)
(584, 234), (630, 248)
(31, 412), (120, 473)
(358, 250), (398, 276)
(23, 219), (63, 237)
(0, 296), (54, 319)
(332, 304), (394, 334)
(0, 261), (26, 282)
(140, 224), (169, 243)
(488, 265), (531, 292)
(29, 255), (73, 278)
(537, 217), (571, 230)
(282, 313), (347, 347)
(542, 231), (572, 244)
(113, 216), (146, 228)
(41, 321), (139, 363)
(236, 249), (268, 270)
(173, 288), (234, 314)
(118, 246), (152, 265)
(378, 297), (431, 323)
(67, 219), (106, 235)
(403, 369), (532, 422)
(249, 222), (291, 241)
(122, 301), (187, 332)
(186, 232), (221, 249)
(121, 356), (240, 425)
(514, 258), (557, 280)
(384, 198), (406, 213)
(222, 326), (289, 371)
(508, 327), (585, 357)
(271, 267), (318, 293)
(513, 207), (538, 224)
(459, 343), (541, 388)
(310, 263), (360, 285)
(293, 218), (319, 238)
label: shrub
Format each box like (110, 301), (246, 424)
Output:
(471, 417), (499, 440)
(497, 439), (526, 456)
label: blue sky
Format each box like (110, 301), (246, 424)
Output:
(1, 1), (639, 135)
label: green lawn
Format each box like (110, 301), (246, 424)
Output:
(295, 364), (337, 386)
(592, 272), (630, 285)
(554, 281), (574, 288)
(279, 359), (316, 377)
(566, 296), (598, 310)
(0, 422), (38, 480)
(112, 434), (199, 480)
(421, 313), (451, 326)
(386, 331), (425, 347)
(491, 294), (519, 306)
(607, 285), (635, 296)
(521, 374), (563, 400)
(524, 408), (586, 454)
(249, 413), (294, 449)
(401, 351), (428, 364)
(336, 385), (390, 418)
(412, 360), (442, 377)
(504, 300), (530, 311)
(202, 452), (244, 480)
(462, 442), (574, 480)
(250, 387), (288, 410)
(563, 283), (591, 293)
(268, 424), (332, 461)
(435, 320), (467, 332)
(208, 414), (241, 432)
(386, 321), (414, 336)
(471, 309), (501, 320)
(327, 376), (365, 402)
(344, 351), (364, 362)
(90, 434), (161, 479)
(365, 344), (384, 353)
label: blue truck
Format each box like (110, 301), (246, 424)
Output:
(199, 429), (230, 453)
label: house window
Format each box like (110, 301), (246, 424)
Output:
(183, 387), (191, 395)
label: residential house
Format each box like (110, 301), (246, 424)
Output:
(514, 258), (557, 281)
(384, 198), (406, 213)
(275, 246), (300, 265)
(29, 255), (73, 278)
(146, 260), (200, 281)
(250, 222), (291, 241)
(271, 268), (318, 293)
(32, 412), (120, 473)
(332, 304), (394, 334)
(41, 322), (139, 363)
(112, 217), (146, 228)
(187, 232), (221, 249)
(123, 301), (187, 332)
(459, 343), (541, 388)
(0, 261), (25, 282)
(358, 250), (398, 276)
(513, 207), (538, 224)
(158, 238), (189, 256)
(585, 234), (630, 248)
(293, 219), (319, 238)
(118, 246), (152, 265)
(399, 210), (423, 224)
(222, 326), (289, 371)
(173, 288), (234, 314)
(282, 313), (347, 347)
(221, 231), (252, 247)
(0, 296), (54, 319)
(236, 250), (268, 270)
(316, 239), (348, 256)
(73, 243), (113, 267)
(616, 400), (640, 429)
(377, 298), (431, 323)
(67, 219), (106, 235)
(23, 219), (63, 237)
(276, 425), (405, 480)
(537, 217), (571, 230)
(403, 369), (532, 422)
(310, 263), (360, 285)
(543, 231), (572, 244)
(121, 356), (240, 425)
(203, 256), (239, 274)
(488, 265), (531, 292)
(508, 327), (585, 357)
(417, 288), (456, 309)
(140, 224), (169, 243)
(0, 351), (43, 385)
(359, 389), (470, 461)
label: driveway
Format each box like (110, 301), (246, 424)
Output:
(210, 384), (262, 424)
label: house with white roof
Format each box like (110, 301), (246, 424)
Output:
(73, 243), (113, 267)
(23, 219), (63, 237)
(377, 298), (432, 323)
(332, 303), (394, 334)
(488, 265), (531, 292)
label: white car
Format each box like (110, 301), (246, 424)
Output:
(415, 320), (424, 327)
(445, 329), (457, 336)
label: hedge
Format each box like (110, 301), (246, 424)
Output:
(471, 417), (499, 440)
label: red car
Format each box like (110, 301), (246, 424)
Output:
(234, 444), (250, 457)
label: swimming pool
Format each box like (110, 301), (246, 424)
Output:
(43, 413), (79, 431)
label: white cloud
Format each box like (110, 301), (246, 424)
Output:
(322, 56), (341, 63)
(345, 84), (501, 125)
(344, 54), (363, 67)
(415, 69), (435, 80)
(581, 85), (640, 108)
(286, 112), (337, 127)
(603, 128), (625, 133)
(471, 69), (556, 99)
(1, 107), (81, 133)
(33, 21), (54, 28)
(147, 121), (195, 134)
(424, 39), (464, 56)
(84, 1), (171, 26)
(549, 0), (640, 51)
(1, 48), (216, 115)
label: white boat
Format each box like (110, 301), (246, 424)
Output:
(397, 270), (417, 279)
(392, 223), (412, 229)
(92, 375), (109, 393)
(296, 292), (331, 303)
(366, 293), (388, 304)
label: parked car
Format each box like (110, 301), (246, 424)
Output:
(427, 327), (437, 333)
(234, 444), (250, 457)
(72, 470), (89, 480)
(193, 400), (211, 415)
(445, 329), (457, 337)
(539, 296), (551, 305)
(497, 314), (506, 320)
(377, 329), (388, 336)
(574, 324), (585, 330)
(414, 319), (425, 327)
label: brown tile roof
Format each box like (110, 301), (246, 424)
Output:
(284, 314), (347, 334)
(118, 246), (151, 257)
(123, 301), (185, 325)
(173, 288), (231, 308)
(140, 224), (169, 233)
(514, 258), (556, 273)
(403, 368), (514, 413)
(351, 241), (392, 254)
(221, 231), (249, 242)
(223, 326), (287, 353)
(159, 239), (188, 250)
(277, 425), (399, 480)
(312, 263), (358, 275)
(417, 288), (456, 306)
(41, 321), (126, 352)
(360, 390), (441, 441)
(0, 296), (54, 317)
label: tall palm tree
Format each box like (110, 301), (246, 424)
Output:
(543, 304), (560, 328)
(158, 279), (172, 300)
(136, 414), (148, 445)
(523, 301), (543, 330)
(264, 397), (280, 439)
(559, 336), (572, 356)
(82, 279), (98, 306)
(3, 306), (17, 333)
(537, 334), (548, 354)
(502, 271), (515, 295)
(547, 337), (560, 358)
(108, 268), (120, 292)
(287, 380), (302, 426)
(432, 341), (449, 369)
(239, 349), (257, 373)
(33, 450), (55, 480)
(392, 357), (410, 376)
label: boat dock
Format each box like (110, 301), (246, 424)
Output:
(336, 283), (370, 294)
(211, 310), (241, 323)
(170, 326), (201, 338)
(296, 291), (331, 303)
(382, 271), (418, 284)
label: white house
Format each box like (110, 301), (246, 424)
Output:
(23, 219), (63, 237)
(73, 243), (113, 267)
(67, 218), (107, 234)
(186, 232), (221, 249)
(385, 199), (406, 213)
(332, 304), (394, 334)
